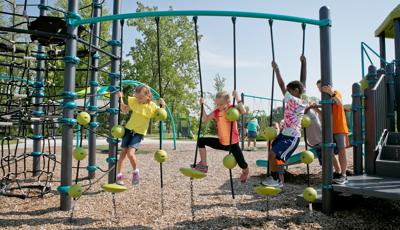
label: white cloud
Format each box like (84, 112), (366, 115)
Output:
(201, 49), (266, 69)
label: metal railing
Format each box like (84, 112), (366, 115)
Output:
(364, 66), (388, 174)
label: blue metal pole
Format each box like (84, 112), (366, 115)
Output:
(60, 0), (79, 211)
(320, 6), (334, 215)
(394, 19), (400, 132)
(88, 0), (102, 179)
(32, 0), (46, 177)
(107, 0), (121, 184)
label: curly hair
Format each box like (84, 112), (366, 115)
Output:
(286, 80), (305, 95)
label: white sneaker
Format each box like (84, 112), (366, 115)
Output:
(116, 173), (124, 185)
(261, 177), (282, 188)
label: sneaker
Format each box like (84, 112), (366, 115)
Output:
(261, 177), (282, 188)
(333, 174), (347, 185)
(132, 169), (140, 185)
(190, 162), (208, 173)
(333, 172), (341, 180)
(346, 170), (354, 176)
(253, 147), (257, 151)
(116, 173), (124, 185)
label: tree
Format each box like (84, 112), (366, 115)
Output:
(123, 2), (200, 133)
(50, 0), (112, 90)
(204, 74), (227, 135)
(48, 0), (112, 134)
(213, 73), (226, 94)
(268, 106), (284, 124)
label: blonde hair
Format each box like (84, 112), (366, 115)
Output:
(215, 91), (230, 102)
(135, 85), (152, 103)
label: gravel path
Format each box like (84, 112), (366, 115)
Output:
(1, 141), (399, 229)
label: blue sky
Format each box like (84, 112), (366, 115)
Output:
(115, 0), (398, 109)
(21, 1), (399, 111)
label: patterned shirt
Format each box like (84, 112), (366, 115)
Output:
(282, 92), (308, 137)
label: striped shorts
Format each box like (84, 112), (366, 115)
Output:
(271, 133), (300, 162)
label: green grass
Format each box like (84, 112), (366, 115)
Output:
(0, 140), (24, 144)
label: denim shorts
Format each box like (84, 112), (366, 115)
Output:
(314, 145), (339, 166)
(248, 131), (257, 139)
(121, 129), (143, 149)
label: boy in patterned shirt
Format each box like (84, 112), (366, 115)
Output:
(262, 58), (308, 187)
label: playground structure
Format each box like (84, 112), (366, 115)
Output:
(176, 113), (192, 139)
(0, 0), (177, 211)
(0, 1), (341, 215)
(330, 4), (400, 200)
(0, 0), (398, 223)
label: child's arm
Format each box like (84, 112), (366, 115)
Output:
(117, 91), (130, 113)
(272, 61), (286, 96)
(233, 90), (246, 114)
(300, 55), (307, 87)
(158, 98), (166, 109)
(309, 102), (323, 120)
(321, 86), (342, 106)
(199, 97), (215, 122)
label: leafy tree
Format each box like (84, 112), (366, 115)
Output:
(203, 74), (227, 135)
(45, 0), (112, 134)
(267, 106), (284, 124)
(123, 2), (200, 133)
(50, 0), (112, 90)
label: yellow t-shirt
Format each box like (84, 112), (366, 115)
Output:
(124, 97), (158, 135)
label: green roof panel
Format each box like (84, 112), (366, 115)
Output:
(375, 4), (400, 38)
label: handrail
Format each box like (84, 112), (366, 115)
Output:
(242, 93), (283, 103)
(361, 42), (391, 78)
(372, 74), (386, 91)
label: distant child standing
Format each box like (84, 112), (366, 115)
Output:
(116, 85), (165, 185)
(192, 90), (250, 183)
(247, 117), (259, 150)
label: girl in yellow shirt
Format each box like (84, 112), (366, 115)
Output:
(116, 85), (165, 185)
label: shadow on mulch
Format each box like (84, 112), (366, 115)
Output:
(196, 171), (314, 198)
(0, 207), (59, 216)
(330, 195), (400, 224)
(174, 211), (334, 229)
(84, 227), (151, 230)
(202, 171), (319, 197)
(283, 171), (322, 185)
(0, 217), (96, 227)
(192, 198), (291, 213)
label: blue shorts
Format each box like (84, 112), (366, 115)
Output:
(271, 133), (300, 162)
(248, 131), (257, 139)
(121, 129), (143, 149)
(314, 145), (339, 165)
